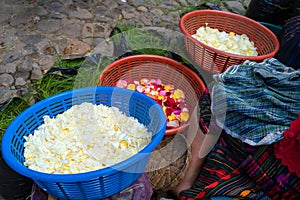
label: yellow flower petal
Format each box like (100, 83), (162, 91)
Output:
(157, 95), (164, 100)
(173, 89), (184, 99)
(168, 115), (176, 121)
(127, 83), (136, 90)
(180, 112), (189, 122)
(229, 31), (235, 36)
(119, 140), (128, 149)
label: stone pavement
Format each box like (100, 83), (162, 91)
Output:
(0, 0), (251, 104)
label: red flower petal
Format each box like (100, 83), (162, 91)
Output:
(165, 107), (173, 116)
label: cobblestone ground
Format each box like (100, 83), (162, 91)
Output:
(0, 0), (251, 104)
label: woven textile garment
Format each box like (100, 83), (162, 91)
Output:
(179, 133), (300, 200)
(180, 88), (300, 200)
(211, 58), (300, 145)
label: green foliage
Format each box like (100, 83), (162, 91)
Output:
(58, 58), (85, 68)
(35, 74), (75, 100)
(0, 98), (29, 140)
(0, 59), (82, 139)
(73, 56), (114, 88)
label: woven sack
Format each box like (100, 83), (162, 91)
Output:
(146, 133), (191, 192)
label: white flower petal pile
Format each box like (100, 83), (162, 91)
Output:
(192, 24), (258, 56)
(23, 102), (151, 174)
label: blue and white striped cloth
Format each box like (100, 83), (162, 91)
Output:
(211, 58), (300, 146)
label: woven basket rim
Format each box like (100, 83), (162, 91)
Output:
(147, 133), (192, 191)
(179, 9), (280, 60)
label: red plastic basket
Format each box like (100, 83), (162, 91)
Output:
(179, 10), (280, 74)
(99, 54), (206, 135)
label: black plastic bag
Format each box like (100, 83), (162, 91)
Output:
(109, 27), (134, 59)
(275, 15), (300, 69)
(246, 0), (300, 25)
(0, 143), (33, 200)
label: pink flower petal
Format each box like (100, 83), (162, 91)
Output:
(173, 109), (182, 115)
(159, 90), (167, 96)
(156, 79), (161, 85)
(149, 79), (157, 84)
(116, 80), (127, 88)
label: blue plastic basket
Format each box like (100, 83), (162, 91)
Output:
(1, 86), (166, 200)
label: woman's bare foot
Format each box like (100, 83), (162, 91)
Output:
(172, 127), (207, 197)
(172, 156), (206, 197)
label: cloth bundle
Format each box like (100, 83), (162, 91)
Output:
(211, 58), (300, 146)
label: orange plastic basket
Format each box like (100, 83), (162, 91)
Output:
(99, 54), (206, 135)
(179, 10), (280, 74)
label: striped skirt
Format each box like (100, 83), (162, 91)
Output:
(179, 132), (300, 200)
